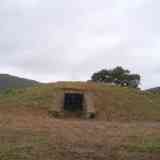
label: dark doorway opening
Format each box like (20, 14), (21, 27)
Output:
(64, 93), (84, 112)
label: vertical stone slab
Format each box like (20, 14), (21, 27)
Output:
(84, 92), (96, 118)
(49, 90), (64, 117)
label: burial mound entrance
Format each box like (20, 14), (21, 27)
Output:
(64, 93), (84, 112)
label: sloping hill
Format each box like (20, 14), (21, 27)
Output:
(0, 74), (40, 91)
(0, 82), (160, 121)
(146, 87), (160, 93)
(0, 82), (160, 160)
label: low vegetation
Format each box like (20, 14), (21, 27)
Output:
(0, 81), (160, 159)
(0, 82), (160, 121)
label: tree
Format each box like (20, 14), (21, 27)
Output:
(91, 66), (141, 88)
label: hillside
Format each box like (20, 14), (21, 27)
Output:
(0, 74), (40, 91)
(0, 109), (160, 160)
(0, 82), (160, 159)
(0, 81), (160, 121)
(146, 87), (160, 93)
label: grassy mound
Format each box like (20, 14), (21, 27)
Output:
(0, 82), (160, 121)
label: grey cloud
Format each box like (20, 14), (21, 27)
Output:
(0, 0), (160, 89)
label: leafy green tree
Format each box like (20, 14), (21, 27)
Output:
(91, 66), (141, 88)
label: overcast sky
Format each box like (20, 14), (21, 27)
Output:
(0, 0), (159, 89)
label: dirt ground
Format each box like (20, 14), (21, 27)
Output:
(0, 106), (160, 160)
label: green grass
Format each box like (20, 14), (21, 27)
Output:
(0, 126), (160, 160)
(0, 82), (160, 121)
(0, 129), (55, 160)
(1, 82), (160, 159)
(126, 138), (160, 153)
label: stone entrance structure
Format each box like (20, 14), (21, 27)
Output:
(64, 93), (84, 112)
(50, 87), (96, 119)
